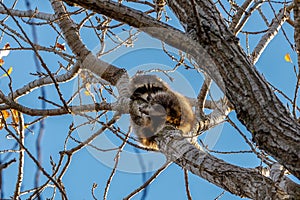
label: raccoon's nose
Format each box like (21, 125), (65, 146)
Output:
(146, 93), (153, 101)
(149, 104), (166, 116)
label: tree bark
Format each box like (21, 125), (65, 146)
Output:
(156, 127), (300, 199)
(166, 0), (300, 179)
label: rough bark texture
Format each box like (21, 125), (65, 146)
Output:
(166, 0), (300, 179)
(156, 127), (299, 200)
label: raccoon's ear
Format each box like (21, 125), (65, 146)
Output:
(130, 75), (169, 92)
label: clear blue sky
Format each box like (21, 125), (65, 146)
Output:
(0, 1), (298, 200)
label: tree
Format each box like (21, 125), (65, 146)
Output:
(0, 0), (299, 199)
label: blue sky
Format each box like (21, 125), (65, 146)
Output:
(0, 1), (298, 200)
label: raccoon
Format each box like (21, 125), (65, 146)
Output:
(129, 75), (195, 150)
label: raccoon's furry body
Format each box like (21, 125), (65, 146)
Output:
(129, 75), (195, 149)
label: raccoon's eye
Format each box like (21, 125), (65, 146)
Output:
(146, 94), (152, 101)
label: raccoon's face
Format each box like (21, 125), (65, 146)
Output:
(136, 99), (168, 131)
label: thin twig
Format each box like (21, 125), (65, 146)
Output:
(0, 158), (16, 170)
(123, 161), (171, 200)
(13, 111), (24, 199)
(184, 169), (192, 200)
(103, 127), (130, 200)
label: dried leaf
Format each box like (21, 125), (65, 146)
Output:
(55, 43), (66, 51)
(0, 43), (10, 58)
(4, 43), (10, 49)
(0, 58), (4, 66)
(284, 53), (292, 63)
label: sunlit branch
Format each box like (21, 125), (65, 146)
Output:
(0, 62), (80, 104)
(13, 112), (24, 199)
(0, 7), (55, 21)
(229, 0), (254, 31)
(251, 5), (292, 64)
(233, 1), (264, 35)
(0, 90), (114, 116)
(197, 97), (232, 133)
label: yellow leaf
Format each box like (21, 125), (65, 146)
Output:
(11, 109), (19, 124)
(84, 90), (91, 96)
(1, 110), (10, 120)
(0, 110), (10, 130)
(284, 53), (292, 63)
(1, 66), (13, 77)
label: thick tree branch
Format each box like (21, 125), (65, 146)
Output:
(197, 97), (232, 132)
(51, 0), (129, 88)
(156, 127), (300, 199)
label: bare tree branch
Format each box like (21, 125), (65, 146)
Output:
(230, 0), (253, 31)
(184, 169), (193, 200)
(13, 112), (24, 200)
(251, 5), (292, 64)
(124, 162), (171, 199)
(0, 7), (55, 21)
(156, 127), (300, 199)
